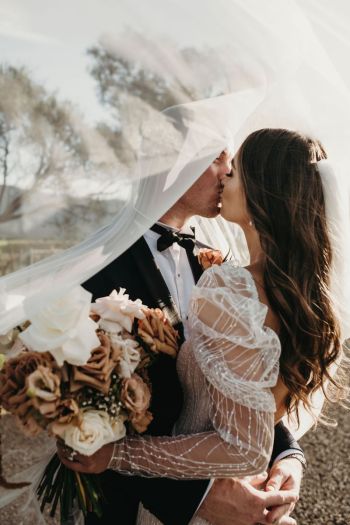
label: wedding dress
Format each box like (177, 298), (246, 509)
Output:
(109, 262), (281, 524)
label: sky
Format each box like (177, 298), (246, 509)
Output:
(0, 0), (220, 124)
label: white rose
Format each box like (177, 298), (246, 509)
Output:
(110, 333), (141, 378)
(92, 289), (146, 333)
(19, 287), (100, 366)
(51, 409), (126, 456)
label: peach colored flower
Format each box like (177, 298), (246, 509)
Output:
(26, 365), (64, 420)
(130, 410), (153, 433)
(0, 351), (57, 434)
(120, 374), (151, 415)
(137, 308), (179, 358)
(55, 398), (81, 424)
(70, 332), (118, 394)
(0, 352), (55, 413)
(197, 248), (224, 269)
(26, 365), (61, 401)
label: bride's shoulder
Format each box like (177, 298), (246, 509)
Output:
(197, 261), (258, 300)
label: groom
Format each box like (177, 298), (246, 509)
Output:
(79, 150), (303, 525)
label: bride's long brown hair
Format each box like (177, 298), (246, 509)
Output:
(238, 128), (344, 420)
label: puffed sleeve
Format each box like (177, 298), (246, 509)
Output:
(108, 264), (281, 479)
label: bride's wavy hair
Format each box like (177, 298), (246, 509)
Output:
(238, 128), (345, 422)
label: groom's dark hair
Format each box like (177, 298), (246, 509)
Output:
(238, 128), (346, 424)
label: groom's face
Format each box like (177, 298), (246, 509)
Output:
(180, 150), (232, 218)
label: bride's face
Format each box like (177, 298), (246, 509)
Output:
(220, 152), (250, 226)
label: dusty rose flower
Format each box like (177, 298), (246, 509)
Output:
(70, 332), (118, 394)
(198, 248), (224, 269)
(0, 352), (55, 413)
(0, 351), (58, 434)
(37, 398), (81, 424)
(130, 410), (153, 433)
(55, 398), (81, 424)
(120, 374), (151, 415)
(27, 365), (61, 401)
(137, 308), (179, 358)
(26, 364), (62, 420)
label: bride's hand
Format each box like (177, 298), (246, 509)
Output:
(57, 440), (114, 474)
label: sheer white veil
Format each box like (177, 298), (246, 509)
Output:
(1, 0), (350, 514)
(1, 0), (350, 334)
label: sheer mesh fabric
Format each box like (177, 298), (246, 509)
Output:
(109, 264), (280, 479)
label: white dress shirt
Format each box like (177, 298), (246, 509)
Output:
(143, 226), (195, 338)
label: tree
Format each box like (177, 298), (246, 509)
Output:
(0, 65), (92, 224)
(87, 34), (225, 164)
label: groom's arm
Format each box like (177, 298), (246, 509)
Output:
(270, 421), (304, 465)
(195, 422), (304, 525)
(135, 477), (210, 525)
(135, 422), (303, 525)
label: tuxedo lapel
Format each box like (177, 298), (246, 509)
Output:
(129, 237), (183, 334)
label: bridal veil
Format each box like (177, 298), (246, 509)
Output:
(1, 0), (350, 518)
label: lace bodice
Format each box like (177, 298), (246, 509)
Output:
(109, 263), (281, 479)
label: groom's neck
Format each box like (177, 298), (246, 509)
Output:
(159, 205), (192, 230)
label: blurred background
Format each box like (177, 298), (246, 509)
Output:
(0, 0), (238, 276)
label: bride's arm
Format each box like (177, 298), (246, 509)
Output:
(108, 397), (273, 479)
(108, 267), (281, 479)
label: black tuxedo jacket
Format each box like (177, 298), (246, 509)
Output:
(84, 236), (302, 525)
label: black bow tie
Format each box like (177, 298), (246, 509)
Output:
(151, 224), (196, 252)
(150, 224), (203, 282)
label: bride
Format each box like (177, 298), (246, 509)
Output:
(58, 128), (347, 523)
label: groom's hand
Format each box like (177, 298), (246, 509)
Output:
(196, 475), (298, 525)
(263, 457), (303, 524)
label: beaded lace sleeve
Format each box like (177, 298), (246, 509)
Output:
(108, 264), (281, 479)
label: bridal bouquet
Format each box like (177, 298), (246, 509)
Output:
(0, 287), (179, 520)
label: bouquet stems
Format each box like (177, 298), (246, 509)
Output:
(37, 453), (103, 521)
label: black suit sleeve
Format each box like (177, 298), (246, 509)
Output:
(270, 421), (304, 467)
(138, 422), (303, 523)
(137, 477), (210, 525)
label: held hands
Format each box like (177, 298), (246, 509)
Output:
(57, 440), (114, 474)
(263, 457), (303, 524)
(196, 458), (302, 525)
